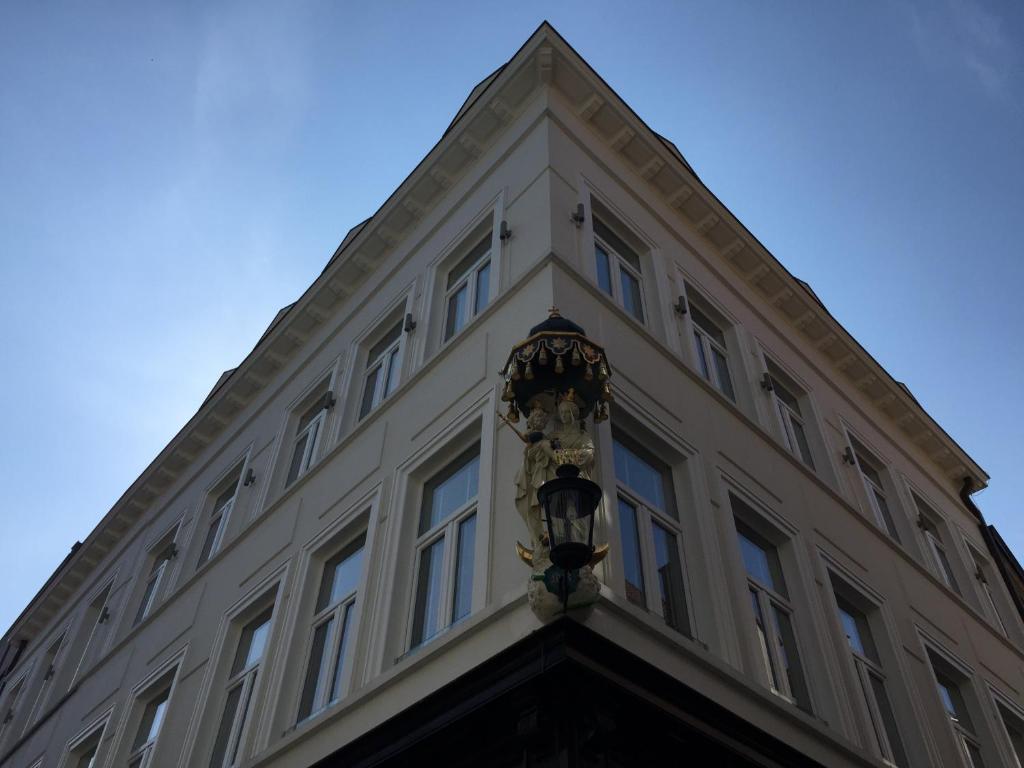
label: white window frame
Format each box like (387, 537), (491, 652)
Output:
(199, 469), (243, 567)
(134, 529), (180, 626)
(991, 689), (1024, 768)
(684, 293), (735, 402)
(441, 236), (492, 344)
(763, 361), (815, 470)
(912, 494), (961, 596)
(923, 642), (988, 768)
(831, 588), (906, 766)
(592, 216), (645, 324)
(0, 672), (28, 750)
(284, 382), (334, 488)
(611, 435), (691, 636)
(68, 578), (115, 686)
(408, 447), (480, 650)
(63, 710), (111, 768)
(728, 497), (811, 712)
(296, 534), (365, 722)
(968, 544), (1008, 636)
(849, 438), (901, 542)
(359, 320), (404, 420)
(127, 682), (172, 768)
(209, 607), (274, 768)
(23, 627), (69, 730)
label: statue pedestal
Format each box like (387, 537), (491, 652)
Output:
(527, 549), (600, 623)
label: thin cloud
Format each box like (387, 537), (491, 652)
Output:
(902, 0), (1015, 99)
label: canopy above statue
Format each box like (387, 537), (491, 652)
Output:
(500, 309), (613, 423)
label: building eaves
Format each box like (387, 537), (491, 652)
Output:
(536, 22), (988, 488)
(1, 21), (556, 646)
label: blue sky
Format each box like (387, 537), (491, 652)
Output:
(1, 1), (1021, 634)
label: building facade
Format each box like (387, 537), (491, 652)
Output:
(2, 23), (1023, 768)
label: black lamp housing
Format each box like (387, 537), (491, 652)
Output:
(537, 463), (601, 572)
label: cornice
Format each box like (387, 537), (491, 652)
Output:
(2, 21), (988, 650)
(533, 26), (987, 490)
(1, 25), (556, 648)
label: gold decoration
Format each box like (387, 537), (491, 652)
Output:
(516, 541), (610, 568)
(601, 382), (613, 401)
(584, 363), (593, 381)
(558, 388), (577, 404)
(571, 346), (582, 366)
(538, 345), (548, 366)
(502, 381), (515, 401)
(510, 362), (521, 381)
(524, 362), (534, 381)
(597, 361), (609, 381)
(508, 401), (520, 422)
(555, 355), (564, 374)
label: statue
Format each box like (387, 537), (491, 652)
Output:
(513, 399), (554, 550)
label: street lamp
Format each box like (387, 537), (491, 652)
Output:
(538, 460), (601, 573)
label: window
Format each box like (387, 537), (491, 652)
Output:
(0, 677), (24, 748)
(731, 500), (809, 710)
(832, 590), (907, 765)
(199, 470), (242, 566)
(913, 495), (960, 595)
(359, 320), (403, 419)
(850, 439), (901, 542)
(688, 299), (735, 401)
(285, 384), (334, 487)
(928, 652), (986, 768)
(764, 361), (814, 469)
(970, 548), (1007, 635)
(67, 582), (113, 685)
(297, 536), (364, 721)
(996, 701), (1024, 768)
(612, 436), (690, 635)
(24, 630), (66, 727)
(67, 721), (107, 768)
(134, 534), (178, 626)
(443, 234), (491, 342)
(593, 217), (644, 323)
(410, 447), (480, 648)
(128, 680), (172, 768)
(209, 608), (273, 768)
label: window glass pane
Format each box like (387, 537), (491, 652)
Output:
(298, 619), (333, 720)
(411, 538), (445, 646)
(932, 539), (960, 594)
(790, 418), (815, 470)
(366, 322), (402, 363)
(297, 398), (325, 433)
(737, 528), (785, 596)
(319, 542), (365, 612)
(856, 452), (883, 488)
(422, 452), (480, 533)
(328, 602), (355, 704)
(231, 610), (272, 676)
(964, 740), (985, 768)
(619, 267), (644, 322)
(228, 681), (255, 767)
(76, 744), (99, 768)
(444, 284), (468, 341)
(210, 684), (242, 768)
(135, 691), (168, 749)
(999, 706), (1024, 768)
(838, 605), (866, 656)
(213, 483), (237, 515)
(384, 346), (401, 398)
(359, 366), (380, 419)
(873, 490), (900, 542)
(618, 498), (646, 607)
(474, 261), (490, 314)
(870, 672), (908, 766)
(594, 245), (613, 296)
(692, 332), (710, 379)
(135, 575), (159, 625)
(612, 439), (666, 511)
(773, 379), (801, 414)
(750, 589), (781, 693)
(652, 523), (689, 635)
(286, 431), (310, 486)
(199, 518), (223, 565)
(452, 514), (477, 623)
(711, 347), (735, 401)
(593, 218), (641, 272)
(446, 235), (491, 290)
(689, 305), (725, 347)
(772, 604), (810, 710)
